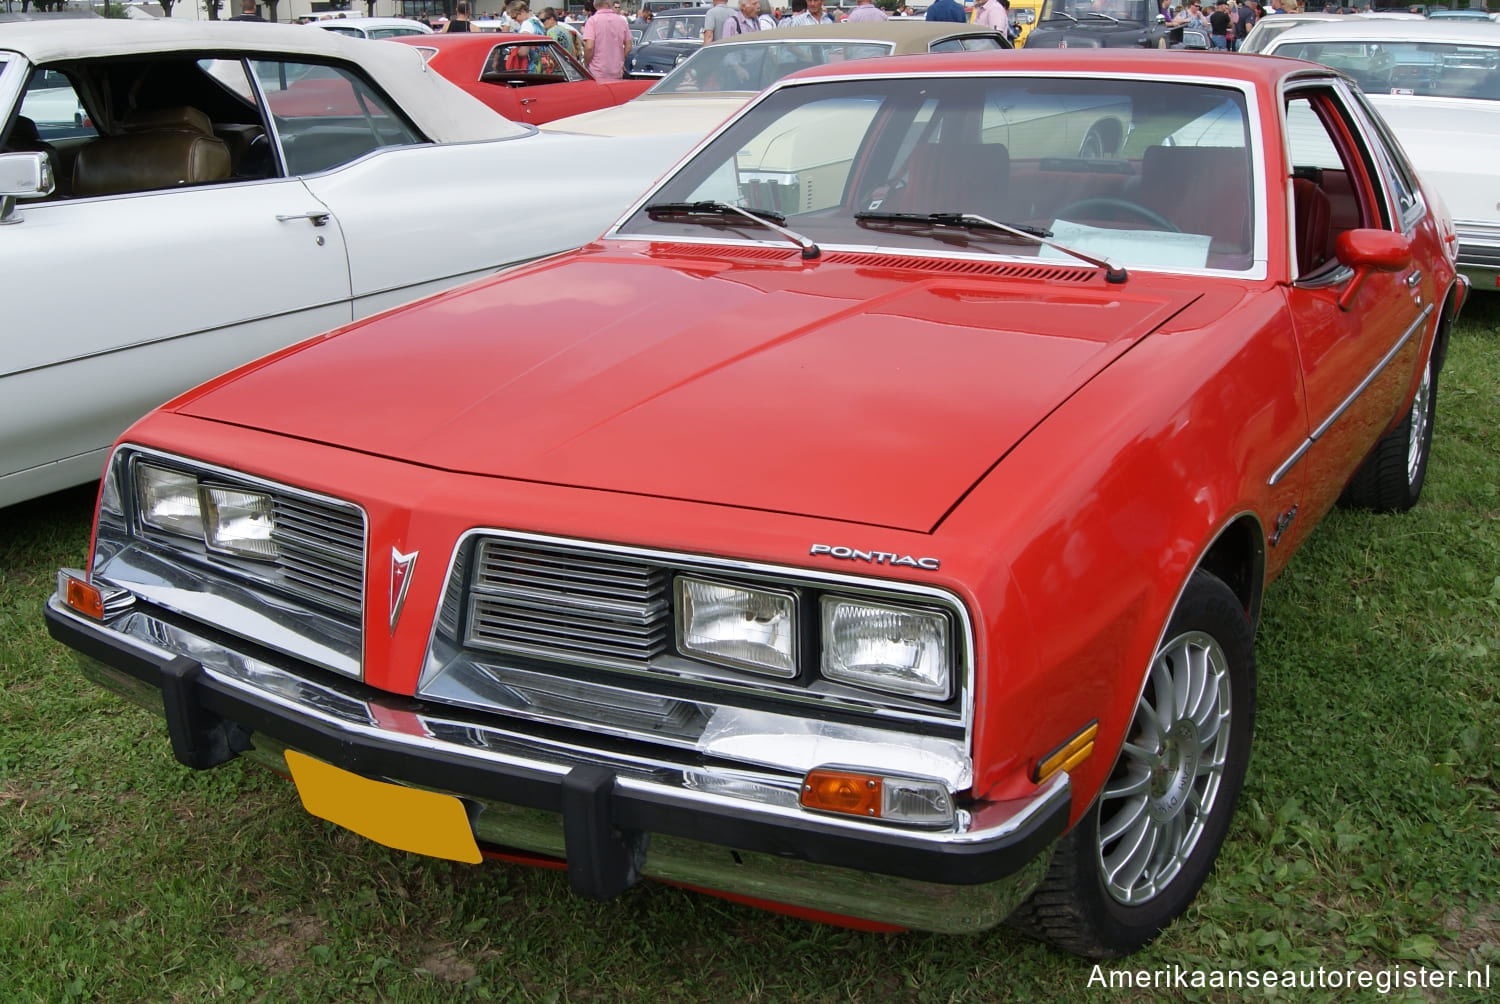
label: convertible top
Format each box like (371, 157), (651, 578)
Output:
(0, 20), (528, 143)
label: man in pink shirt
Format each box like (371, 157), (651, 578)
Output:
(583, 1), (632, 80)
(972, 0), (1009, 31)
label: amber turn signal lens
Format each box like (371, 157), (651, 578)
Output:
(1034, 721), (1099, 785)
(801, 769), (882, 818)
(62, 573), (104, 621)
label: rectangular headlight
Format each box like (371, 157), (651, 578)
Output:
(136, 464), (203, 538)
(202, 486), (279, 560)
(820, 597), (950, 700)
(675, 577), (797, 678)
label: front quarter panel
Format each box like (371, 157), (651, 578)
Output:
(940, 285), (1306, 819)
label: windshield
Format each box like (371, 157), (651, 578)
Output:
(650, 40), (895, 95)
(1273, 40), (1500, 99)
(642, 13), (707, 44)
(620, 75), (1257, 273)
(1039, 0), (1155, 21)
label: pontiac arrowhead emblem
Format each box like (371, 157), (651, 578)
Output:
(389, 547), (418, 632)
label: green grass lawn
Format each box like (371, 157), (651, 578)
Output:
(2, 303), (1496, 1003)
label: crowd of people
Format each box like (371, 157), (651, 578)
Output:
(423, 1), (1020, 40)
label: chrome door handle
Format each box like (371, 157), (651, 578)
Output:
(276, 211), (330, 227)
(1406, 270), (1422, 288)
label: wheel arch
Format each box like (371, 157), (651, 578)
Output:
(1432, 280), (1462, 377)
(1194, 511), (1267, 630)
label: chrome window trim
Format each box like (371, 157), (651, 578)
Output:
(96, 444), (369, 678)
(1269, 303), (1433, 487)
(421, 526), (977, 740)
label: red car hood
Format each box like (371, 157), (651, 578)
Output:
(177, 249), (1197, 532)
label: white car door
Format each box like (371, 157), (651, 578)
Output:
(298, 128), (700, 317)
(0, 179), (353, 506)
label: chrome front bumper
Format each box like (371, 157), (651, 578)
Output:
(1456, 224), (1500, 292)
(46, 593), (1068, 934)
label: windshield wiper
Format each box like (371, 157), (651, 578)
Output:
(854, 211), (1127, 284)
(1082, 11), (1121, 22)
(1045, 11), (1078, 21)
(644, 200), (821, 259)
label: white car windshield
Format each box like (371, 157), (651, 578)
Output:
(620, 75), (1257, 274)
(1272, 40), (1500, 100)
(650, 41), (895, 95)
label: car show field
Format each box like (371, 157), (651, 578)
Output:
(36, 43), (1479, 959)
(3, 307), (1495, 1000)
(2, 12), (1498, 999)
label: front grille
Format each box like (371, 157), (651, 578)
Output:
(270, 495), (365, 615)
(465, 540), (671, 667)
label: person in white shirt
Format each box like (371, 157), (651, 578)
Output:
(788, 0), (835, 24)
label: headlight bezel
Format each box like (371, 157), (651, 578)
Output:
(818, 595), (953, 701)
(666, 571), (958, 704)
(674, 575), (800, 679)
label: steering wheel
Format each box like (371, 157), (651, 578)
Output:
(1053, 197), (1180, 233)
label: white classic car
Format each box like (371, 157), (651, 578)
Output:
(0, 21), (696, 510)
(545, 23), (1010, 141)
(312, 17), (435, 40)
(1262, 19), (1500, 291)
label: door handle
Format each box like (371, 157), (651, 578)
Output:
(276, 211), (331, 227)
(1406, 270), (1422, 288)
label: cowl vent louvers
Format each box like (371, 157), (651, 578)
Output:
(645, 243), (1098, 281)
(465, 541), (671, 666)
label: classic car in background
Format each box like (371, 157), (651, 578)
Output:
(0, 21), (697, 509)
(1238, 12), (1348, 54)
(1023, 0), (1173, 49)
(627, 5), (708, 78)
(48, 49), (1466, 956)
(313, 16), (434, 40)
(1262, 19), (1500, 289)
(390, 33), (651, 125)
(545, 22), (1010, 140)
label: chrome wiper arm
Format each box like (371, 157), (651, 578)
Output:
(854, 211), (1127, 284)
(1082, 11), (1121, 22)
(1046, 12), (1079, 21)
(959, 212), (1128, 284)
(644, 200), (821, 260)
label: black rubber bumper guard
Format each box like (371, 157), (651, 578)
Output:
(47, 602), (1068, 901)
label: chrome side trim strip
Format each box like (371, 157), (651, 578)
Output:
(1269, 303), (1433, 487)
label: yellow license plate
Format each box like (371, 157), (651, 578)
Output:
(285, 750), (482, 864)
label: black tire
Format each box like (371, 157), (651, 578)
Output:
(1007, 569), (1256, 958)
(1339, 352), (1435, 513)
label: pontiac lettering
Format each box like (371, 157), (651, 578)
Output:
(809, 544), (940, 571)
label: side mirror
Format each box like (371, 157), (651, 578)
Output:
(1335, 228), (1412, 310)
(0, 151), (56, 226)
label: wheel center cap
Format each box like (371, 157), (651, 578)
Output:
(1147, 719), (1200, 823)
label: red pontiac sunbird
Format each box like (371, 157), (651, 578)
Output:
(389, 32), (650, 125)
(49, 49), (1466, 957)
